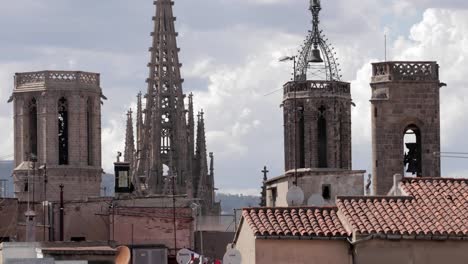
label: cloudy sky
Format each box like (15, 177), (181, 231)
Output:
(1, 0), (467, 195)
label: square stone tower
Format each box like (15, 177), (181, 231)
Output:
(11, 71), (103, 202)
(370, 62), (443, 194)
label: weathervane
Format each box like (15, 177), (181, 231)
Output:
(295, 0), (341, 81)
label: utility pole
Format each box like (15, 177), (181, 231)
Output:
(59, 184), (64, 241)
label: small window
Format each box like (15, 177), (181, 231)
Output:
(71, 237), (86, 242)
(24, 180), (29, 192)
(322, 184), (331, 200)
(269, 187), (278, 207)
(0, 237), (10, 242)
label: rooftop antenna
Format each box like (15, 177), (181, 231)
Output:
(385, 34), (387, 61)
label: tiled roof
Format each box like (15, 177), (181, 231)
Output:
(337, 178), (468, 238)
(242, 207), (349, 238)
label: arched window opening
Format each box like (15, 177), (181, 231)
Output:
(161, 129), (171, 154)
(29, 98), (38, 159)
(58, 97), (69, 165)
(298, 105), (305, 168)
(87, 99), (93, 166)
(318, 105), (327, 168)
(403, 125), (422, 177)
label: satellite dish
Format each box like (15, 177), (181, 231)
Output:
(177, 248), (194, 264)
(115, 246), (131, 264)
(223, 248), (242, 264)
(286, 185), (305, 206)
(307, 194), (325, 206)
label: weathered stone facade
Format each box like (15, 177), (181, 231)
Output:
(125, 0), (220, 215)
(283, 81), (352, 171)
(370, 62), (442, 194)
(265, 0), (365, 207)
(265, 169), (365, 207)
(11, 71), (103, 202)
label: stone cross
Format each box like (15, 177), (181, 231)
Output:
(262, 166), (269, 182)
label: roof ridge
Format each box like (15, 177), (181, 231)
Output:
(242, 206), (338, 211)
(337, 196), (414, 201)
(401, 177), (468, 182)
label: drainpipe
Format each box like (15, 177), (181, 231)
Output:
(59, 184), (64, 241)
(347, 235), (374, 264)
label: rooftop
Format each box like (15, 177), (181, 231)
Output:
(237, 177), (468, 242)
(242, 207), (349, 239)
(337, 177), (468, 239)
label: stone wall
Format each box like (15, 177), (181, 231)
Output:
(354, 240), (468, 264)
(283, 81), (352, 171)
(12, 71), (103, 202)
(266, 169), (364, 207)
(370, 62), (441, 194)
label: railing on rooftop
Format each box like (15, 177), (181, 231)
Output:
(283, 80), (350, 96)
(15, 71), (100, 88)
(372, 61), (439, 83)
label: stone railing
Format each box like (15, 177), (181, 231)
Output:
(283, 80), (350, 96)
(15, 71), (100, 88)
(372, 62), (439, 82)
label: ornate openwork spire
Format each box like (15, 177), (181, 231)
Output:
(196, 110), (208, 199)
(136, 92), (143, 155)
(124, 109), (136, 167)
(136, 0), (188, 194)
(296, 0), (341, 81)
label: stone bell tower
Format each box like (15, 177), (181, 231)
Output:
(11, 71), (104, 202)
(370, 61), (443, 195)
(265, 0), (364, 208)
(283, 0), (352, 172)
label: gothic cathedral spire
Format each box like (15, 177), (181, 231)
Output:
(127, 0), (220, 215)
(124, 109), (135, 168)
(136, 0), (188, 194)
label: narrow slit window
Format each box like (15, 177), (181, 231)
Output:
(58, 97), (69, 165)
(29, 98), (38, 159)
(87, 99), (93, 166)
(318, 106), (327, 168)
(322, 184), (331, 200)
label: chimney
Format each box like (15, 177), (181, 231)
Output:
(392, 174), (403, 195)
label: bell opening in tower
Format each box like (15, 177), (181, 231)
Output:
(318, 105), (327, 168)
(403, 125), (422, 177)
(29, 98), (38, 159)
(58, 97), (69, 165)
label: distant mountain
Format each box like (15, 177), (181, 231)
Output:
(216, 193), (260, 215)
(0, 160), (14, 197)
(101, 173), (115, 197)
(1, 161), (260, 214)
(0, 160), (115, 198)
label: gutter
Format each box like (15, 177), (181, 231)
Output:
(256, 235), (348, 241)
(347, 234), (374, 264)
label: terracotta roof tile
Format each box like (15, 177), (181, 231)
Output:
(242, 207), (349, 238)
(337, 178), (468, 238)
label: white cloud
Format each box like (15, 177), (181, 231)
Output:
(2, 1), (468, 196)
